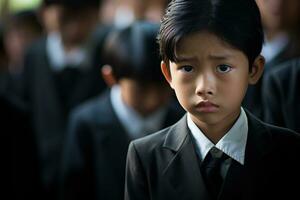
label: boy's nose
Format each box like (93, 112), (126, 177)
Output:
(195, 73), (215, 97)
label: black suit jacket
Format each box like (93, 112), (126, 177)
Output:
(243, 40), (300, 119)
(262, 58), (300, 133)
(61, 90), (185, 200)
(0, 95), (41, 200)
(125, 111), (300, 200)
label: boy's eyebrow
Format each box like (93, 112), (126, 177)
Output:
(175, 56), (198, 63)
(176, 53), (234, 62)
(208, 53), (234, 60)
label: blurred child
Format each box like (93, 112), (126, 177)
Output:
(61, 21), (184, 200)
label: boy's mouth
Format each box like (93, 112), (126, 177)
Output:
(195, 101), (219, 113)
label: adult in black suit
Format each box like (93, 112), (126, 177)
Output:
(61, 21), (185, 200)
(126, 0), (300, 199)
(19, 0), (111, 198)
(262, 58), (300, 133)
(242, 0), (300, 119)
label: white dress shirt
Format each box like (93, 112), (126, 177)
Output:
(261, 33), (289, 63)
(110, 85), (167, 139)
(187, 108), (248, 165)
(46, 32), (88, 71)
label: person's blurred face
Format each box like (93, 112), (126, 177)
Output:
(60, 7), (99, 47)
(256, 0), (283, 31)
(281, 0), (300, 31)
(41, 5), (62, 33)
(4, 26), (39, 71)
(119, 79), (172, 117)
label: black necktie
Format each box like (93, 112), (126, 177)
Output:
(201, 148), (228, 199)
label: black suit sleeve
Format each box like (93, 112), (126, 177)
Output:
(262, 71), (285, 127)
(60, 111), (95, 200)
(125, 142), (150, 200)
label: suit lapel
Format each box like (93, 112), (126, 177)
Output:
(162, 115), (211, 200)
(95, 92), (131, 176)
(34, 39), (66, 131)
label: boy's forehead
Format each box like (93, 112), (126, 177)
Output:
(175, 31), (243, 60)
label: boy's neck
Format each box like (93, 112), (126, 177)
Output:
(191, 109), (241, 144)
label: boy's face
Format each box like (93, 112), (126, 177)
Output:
(161, 31), (263, 127)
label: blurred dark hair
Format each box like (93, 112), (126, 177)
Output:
(42, 0), (61, 6)
(103, 21), (164, 83)
(0, 23), (7, 66)
(61, 0), (102, 9)
(4, 10), (42, 35)
(158, 0), (264, 70)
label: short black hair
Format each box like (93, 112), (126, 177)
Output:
(103, 21), (164, 83)
(158, 0), (264, 70)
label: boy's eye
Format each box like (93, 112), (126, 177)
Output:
(216, 64), (232, 73)
(179, 65), (194, 72)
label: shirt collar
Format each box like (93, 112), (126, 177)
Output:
(261, 32), (289, 63)
(110, 85), (167, 139)
(187, 107), (248, 165)
(46, 32), (87, 71)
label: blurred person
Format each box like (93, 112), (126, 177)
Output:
(38, 0), (62, 34)
(104, 0), (170, 27)
(243, 0), (300, 119)
(3, 10), (43, 75)
(20, 0), (110, 199)
(262, 58), (300, 133)
(260, 0), (300, 132)
(61, 21), (184, 200)
(1, 92), (41, 200)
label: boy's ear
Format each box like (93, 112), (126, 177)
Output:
(161, 61), (174, 89)
(248, 55), (265, 85)
(101, 65), (116, 87)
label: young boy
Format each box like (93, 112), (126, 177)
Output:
(61, 21), (184, 200)
(125, 0), (300, 200)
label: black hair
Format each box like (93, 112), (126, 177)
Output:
(158, 0), (264, 70)
(103, 21), (164, 83)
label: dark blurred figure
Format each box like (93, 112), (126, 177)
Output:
(19, 0), (110, 199)
(100, 0), (170, 27)
(3, 9), (43, 75)
(243, 0), (300, 119)
(38, 0), (62, 34)
(0, 23), (9, 94)
(1, 10), (43, 98)
(262, 59), (300, 133)
(61, 21), (184, 200)
(261, 0), (300, 133)
(1, 28), (40, 198)
(1, 94), (41, 200)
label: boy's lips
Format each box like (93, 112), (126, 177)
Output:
(195, 101), (219, 113)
